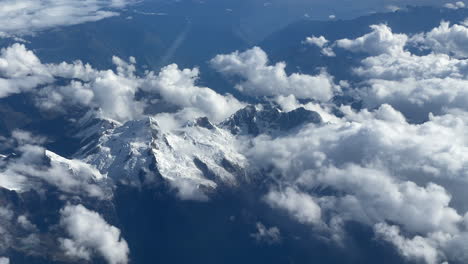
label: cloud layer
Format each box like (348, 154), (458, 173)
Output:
(0, 0), (133, 36)
(0, 44), (244, 123)
(3, 14), (468, 264)
(241, 20), (468, 264)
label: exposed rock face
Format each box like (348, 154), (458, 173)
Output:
(221, 104), (322, 136)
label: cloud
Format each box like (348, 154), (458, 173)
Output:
(0, 43), (53, 98)
(59, 204), (129, 264)
(336, 24), (407, 55)
(412, 21), (468, 59)
(305, 165), (461, 235)
(304, 35), (336, 57)
(0, 44), (244, 123)
(0, 131), (107, 198)
(141, 64), (244, 122)
(0, 0), (133, 36)
(243, 101), (468, 262)
(264, 187), (322, 225)
(0, 257), (8, 264)
(211, 47), (340, 101)
(0, 205), (41, 257)
(250, 222), (281, 244)
(374, 223), (440, 264)
(250, 103), (468, 187)
(444, 1), (466, 9)
(336, 22), (468, 121)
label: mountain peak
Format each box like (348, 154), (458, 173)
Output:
(221, 104), (322, 136)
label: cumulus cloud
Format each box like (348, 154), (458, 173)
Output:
(0, 44), (243, 123)
(0, 130), (107, 198)
(59, 204), (129, 264)
(211, 47), (340, 101)
(412, 21), (468, 58)
(236, 23), (468, 252)
(3, 16), (468, 264)
(0, 0), (133, 36)
(304, 35), (336, 56)
(243, 101), (468, 263)
(142, 64), (244, 122)
(337, 22), (468, 121)
(336, 24), (407, 55)
(374, 223), (440, 264)
(264, 187), (322, 225)
(0, 43), (53, 98)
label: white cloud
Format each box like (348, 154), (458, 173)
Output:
(243, 102), (468, 263)
(0, 0), (134, 36)
(142, 64), (245, 122)
(211, 47), (340, 101)
(412, 21), (468, 59)
(374, 223), (440, 264)
(0, 43), (53, 98)
(444, 1), (465, 9)
(336, 24), (407, 55)
(250, 104), (468, 186)
(304, 165), (462, 235)
(0, 133), (107, 198)
(0, 257), (8, 264)
(0, 44), (244, 123)
(264, 187), (322, 225)
(59, 204), (129, 264)
(339, 22), (468, 120)
(304, 35), (336, 57)
(305, 36), (328, 48)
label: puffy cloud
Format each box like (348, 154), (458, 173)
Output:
(0, 44), (244, 123)
(244, 103), (468, 263)
(305, 36), (329, 48)
(0, 131), (107, 198)
(360, 77), (468, 120)
(354, 50), (468, 81)
(250, 104), (468, 187)
(211, 47), (339, 101)
(304, 35), (336, 57)
(142, 64), (244, 122)
(336, 24), (407, 55)
(340, 22), (468, 120)
(41, 56), (145, 122)
(250, 222), (281, 244)
(0, 0), (133, 36)
(264, 187), (322, 225)
(59, 204), (129, 264)
(374, 223), (440, 264)
(303, 165), (462, 235)
(412, 21), (468, 59)
(444, 1), (466, 9)
(0, 43), (52, 98)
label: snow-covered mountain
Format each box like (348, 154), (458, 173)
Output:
(69, 104), (322, 199)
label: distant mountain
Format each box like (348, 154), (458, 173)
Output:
(259, 6), (468, 80)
